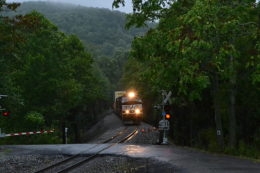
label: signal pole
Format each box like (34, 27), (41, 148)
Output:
(0, 95), (8, 111)
(158, 91), (171, 145)
(0, 94), (8, 137)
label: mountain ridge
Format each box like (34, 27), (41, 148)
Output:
(10, 1), (148, 57)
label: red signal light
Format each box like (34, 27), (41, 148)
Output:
(2, 112), (10, 116)
(164, 105), (171, 111)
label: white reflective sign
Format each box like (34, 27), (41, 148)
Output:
(159, 119), (170, 130)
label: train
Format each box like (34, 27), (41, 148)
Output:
(113, 91), (143, 124)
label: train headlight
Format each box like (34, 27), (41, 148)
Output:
(135, 109), (141, 114)
(126, 110), (130, 114)
(128, 92), (135, 98)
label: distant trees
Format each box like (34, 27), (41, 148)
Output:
(10, 1), (149, 58)
(0, 1), (110, 144)
(7, 1), (151, 90)
(115, 0), (260, 158)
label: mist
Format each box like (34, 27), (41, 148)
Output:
(6, 0), (133, 13)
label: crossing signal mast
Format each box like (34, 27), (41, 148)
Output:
(0, 95), (10, 116)
(155, 91), (172, 144)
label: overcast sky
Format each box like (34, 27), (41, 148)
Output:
(6, 0), (133, 13)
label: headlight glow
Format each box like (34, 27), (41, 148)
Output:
(128, 92), (135, 98)
(126, 110), (130, 114)
(135, 109), (141, 114)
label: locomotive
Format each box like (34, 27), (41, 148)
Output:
(114, 91), (143, 124)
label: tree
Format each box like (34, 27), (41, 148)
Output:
(117, 0), (260, 153)
(1, 2), (111, 144)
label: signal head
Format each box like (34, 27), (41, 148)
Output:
(2, 112), (10, 116)
(164, 105), (171, 111)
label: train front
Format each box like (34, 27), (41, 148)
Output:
(121, 91), (143, 124)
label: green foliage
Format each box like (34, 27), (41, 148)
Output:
(113, 0), (173, 28)
(8, 1), (150, 57)
(96, 51), (129, 88)
(5, 1), (154, 90)
(25, 112), (45, 128)
(118, 0), (260, 158)
(198, 128), (220, 152)
(223, 141), (260, 159)
(0, 1), (111, 144)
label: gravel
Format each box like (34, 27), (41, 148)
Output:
(125, 125), (160, 145)
(0, 154), (67, 173)
(0, 113), (170, 173)
(0, 154), (175, 173)
(70, 155), (174, 173)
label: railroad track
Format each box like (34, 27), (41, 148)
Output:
(34, 127), (139, 173)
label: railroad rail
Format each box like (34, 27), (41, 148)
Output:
(34, 127), (139, 173)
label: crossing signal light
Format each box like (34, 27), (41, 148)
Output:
(164, 104), (172, 119)
(2, 112), (10, 116)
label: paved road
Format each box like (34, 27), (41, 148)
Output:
(2, 143), (260, 173)
(0, 112), (259, 172)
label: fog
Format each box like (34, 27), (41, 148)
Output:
(6, 0), (133, 13)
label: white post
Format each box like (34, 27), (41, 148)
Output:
(162, 130), (166, 144)
(65, 127), (68, 144)
(162, 122), (169, 144)
(0, 128), (4, 138)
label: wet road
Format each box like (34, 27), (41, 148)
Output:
(0, 112), (260, 172)
(2, 143), (260, 173)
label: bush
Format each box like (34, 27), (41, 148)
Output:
(25, 111), (45, 130)
(238, 141), (260, 159)
(198, 128), (220, 152)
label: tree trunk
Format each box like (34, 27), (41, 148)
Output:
(73, 122), (79, 143)
(189, 104), (195, 146)
(190, 115), (193, 146)
(213, 74), (224, 148)
(229, 54), (237, 147)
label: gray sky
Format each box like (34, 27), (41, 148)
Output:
(6, 0), (133, 13)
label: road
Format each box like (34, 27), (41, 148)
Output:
(0, 112), (259, 173)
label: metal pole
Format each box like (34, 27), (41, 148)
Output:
(0, 128), (5, 138)
(65, 127), (68, 144)
(163, 131), (168, 144)
(162, 91), (168, 144)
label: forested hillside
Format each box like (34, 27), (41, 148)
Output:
(7, 1), (150, 88)
(10, 1), (147, 57)
(115, 0), (260, 158)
